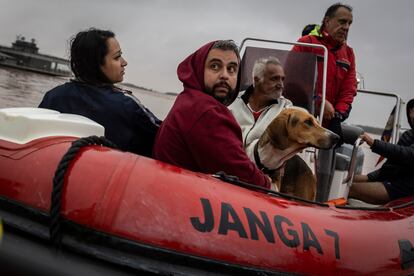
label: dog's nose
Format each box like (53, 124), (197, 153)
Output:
(317, 130), (341, 149)
(331, 132), (340, 141)
(330, 132), (340, 146)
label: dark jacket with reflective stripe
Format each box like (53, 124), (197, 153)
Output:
(368, 99), (414, 197)
(39, 81), (161, 157)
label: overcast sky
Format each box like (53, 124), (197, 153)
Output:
(1, 0), (413, 106)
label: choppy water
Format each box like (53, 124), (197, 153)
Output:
(0, 67), (67, 108)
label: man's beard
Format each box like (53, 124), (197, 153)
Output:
(273, 89), (283, 99)
(257, 82), (283, 100)
(205, 82), (237, 106)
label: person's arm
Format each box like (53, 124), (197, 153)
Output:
(371, 139), (414, 166)
(334, 49), (357, 120)
(130, 103), (162, 157)
(186, 107), (270, 188)
(362, 131), (414, 166)
(360, 132), (375, 146)
(324, 100), (336, 121)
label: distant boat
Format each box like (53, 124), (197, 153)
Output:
(0, 35), (71, 77)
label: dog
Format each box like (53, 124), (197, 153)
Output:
(256, 107), (339, 200)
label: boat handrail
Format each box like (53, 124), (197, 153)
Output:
(239, 37), (328, 124)
(212, 171), (329, 207)
(357, 89), (403, 144)
(342, 137), (364, 185)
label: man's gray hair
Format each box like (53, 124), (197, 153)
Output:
(212, 40), (240, 60)
(252, 56), (282, 85)
(321, 3), (353, 30)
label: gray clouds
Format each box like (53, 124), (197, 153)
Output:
(1, 0), (413, 105)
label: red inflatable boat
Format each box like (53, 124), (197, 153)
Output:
(0, 108), (414, 275)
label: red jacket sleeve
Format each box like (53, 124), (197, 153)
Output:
(335, 48), (357, 116)
(185, 106), (270, 188)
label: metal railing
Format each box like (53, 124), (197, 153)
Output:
(342, 138), (364, 185)
(238, 39), (404, 144)
(356, 89), (403, 144)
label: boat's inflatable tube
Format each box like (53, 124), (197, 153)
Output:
(0, 108), (414, 275)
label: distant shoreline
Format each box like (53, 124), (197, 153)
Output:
(356, 125), (383, 135)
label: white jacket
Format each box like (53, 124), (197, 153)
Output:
(229, 88), (293, 164)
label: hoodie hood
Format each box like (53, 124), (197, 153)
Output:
(407, 98), (414, 129)
(176, 40), (240, 106)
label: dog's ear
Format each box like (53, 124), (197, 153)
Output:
(289, 113), (299, 128)
(263, 112), (290, 150)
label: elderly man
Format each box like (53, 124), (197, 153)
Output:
(229, 56), (292, 170)
(292, 3), (356, 136)
(153, 40), (270, 189)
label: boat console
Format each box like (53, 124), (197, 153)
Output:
(0, 108), (104, 144)
(320, 124), (365, 202)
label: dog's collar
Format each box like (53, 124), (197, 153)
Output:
(254, 142), (281, 174)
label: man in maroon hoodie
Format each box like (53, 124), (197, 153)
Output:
(153, 40), (270, 189)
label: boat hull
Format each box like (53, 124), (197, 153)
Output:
(1, 136), (414, 275)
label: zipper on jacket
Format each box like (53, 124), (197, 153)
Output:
(243, 105), (272, 147)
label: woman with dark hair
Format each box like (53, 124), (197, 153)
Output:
(39, 28), (161, 157)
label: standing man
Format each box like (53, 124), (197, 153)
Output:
(229, 56), (292, 169)
(292, 3), (356, 136)
(153, 40), (270, 189)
